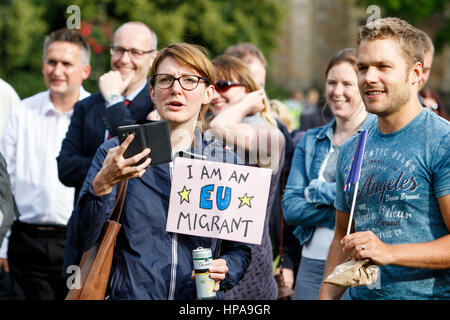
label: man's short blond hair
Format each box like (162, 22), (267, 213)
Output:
(416, 28), (434, 56)
(358, 17), (424, 69)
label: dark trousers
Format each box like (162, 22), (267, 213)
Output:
(8, 221), (68, 300)
(0, 269), (25, 300)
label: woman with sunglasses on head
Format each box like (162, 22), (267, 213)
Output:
(282, 48), (376, 300)
(206, 55), (285, 300)
(208, 56), (284, 172)
(64, 43), (251, 300)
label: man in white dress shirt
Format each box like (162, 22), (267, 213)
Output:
(0, 28), (91, 300)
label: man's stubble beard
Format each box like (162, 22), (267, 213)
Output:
(363, 75), (411, 118)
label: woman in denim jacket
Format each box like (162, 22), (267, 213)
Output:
(282, 48), (376, 299)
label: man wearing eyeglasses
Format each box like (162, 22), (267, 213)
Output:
(57, 22), (158, 203)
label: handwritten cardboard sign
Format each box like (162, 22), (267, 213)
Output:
(166, 157), (272, 245)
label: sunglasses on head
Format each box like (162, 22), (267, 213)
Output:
(214, 80), (244, 93)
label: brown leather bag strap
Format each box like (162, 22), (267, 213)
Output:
(109, 180), (128, 223)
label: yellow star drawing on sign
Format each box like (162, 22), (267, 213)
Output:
(178, 186), (191, 204)
(238, 193), (254, 208)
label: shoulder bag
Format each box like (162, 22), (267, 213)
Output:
(65, 180), (128, 300)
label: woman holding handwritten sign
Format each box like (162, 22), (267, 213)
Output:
(64, 43), (251, 300)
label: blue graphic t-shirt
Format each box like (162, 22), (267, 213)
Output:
(335, 109), (450, 300)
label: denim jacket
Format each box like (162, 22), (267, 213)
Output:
(282, 114), (376, 245)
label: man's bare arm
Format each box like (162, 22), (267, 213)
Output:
(342, 194), (450, 269)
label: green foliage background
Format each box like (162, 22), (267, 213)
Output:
(0, 0), (286, 98)
(1, 0), (448, 100)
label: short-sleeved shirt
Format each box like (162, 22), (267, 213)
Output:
(335, 109), (450, 299)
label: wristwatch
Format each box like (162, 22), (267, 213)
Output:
(105, 94), (124, 106)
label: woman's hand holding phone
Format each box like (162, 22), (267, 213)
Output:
(92, 134), (151, 196)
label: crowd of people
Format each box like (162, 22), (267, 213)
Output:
(0, 16), (448, 301)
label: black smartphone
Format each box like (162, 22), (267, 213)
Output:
(117, 124), (149, 166)
(141, 120), (172, 166)
(117, 120), (172, 167)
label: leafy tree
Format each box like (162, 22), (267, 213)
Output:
(0, 0), (286, 98)
(0, 0), (47, 73)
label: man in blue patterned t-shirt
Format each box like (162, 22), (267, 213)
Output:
(319, 17), (450, 300)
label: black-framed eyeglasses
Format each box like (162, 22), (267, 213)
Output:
(214, 80), (244, 93)
(151, 74), (211, 91)
(110, 45), (155, 59)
